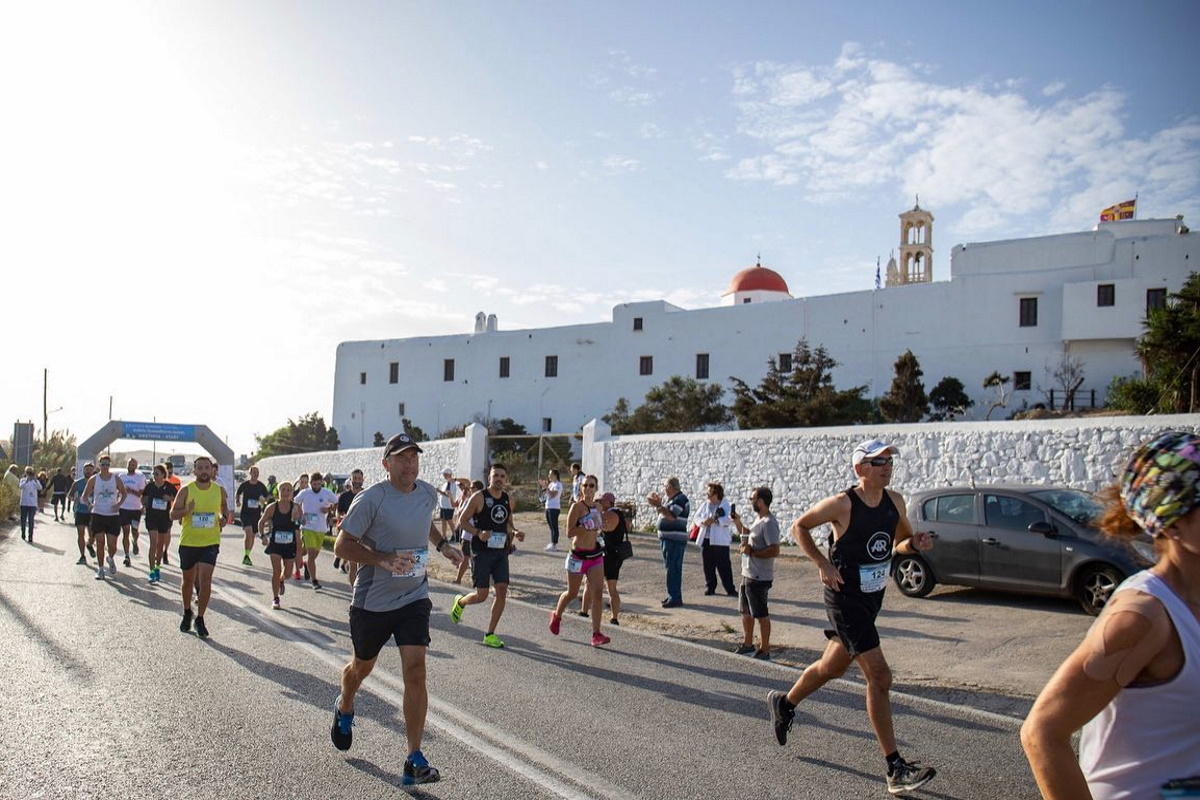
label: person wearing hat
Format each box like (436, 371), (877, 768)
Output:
(71, 462), (96, 564)
(435, 467), (458, 543)
(330, 432), (464, 785)
(767, 438), (936, 795)
(1022, 430), (1200, 799)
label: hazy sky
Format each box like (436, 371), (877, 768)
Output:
(3, 1), (1197, 458)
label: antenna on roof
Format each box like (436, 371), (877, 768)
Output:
(756, 252), (762, 267)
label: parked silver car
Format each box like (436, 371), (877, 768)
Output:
(894, 484), (1155, 615)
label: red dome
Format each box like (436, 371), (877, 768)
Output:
(723, 264), (790, 296)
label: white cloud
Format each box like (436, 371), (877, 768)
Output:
(601, 156), (641, 174)
(1042, 80), (1066, 96)
(610, 87), (657, 106)
(639, 123), (665, 139)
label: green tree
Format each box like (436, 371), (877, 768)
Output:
(928, 377), (974, 421)
(401, 418), (429, 443)
(878, 349), (929, 423)
(1132, 272), (1200, 413)
(605, 376), (730, 434)
(729, 340), (871, 428)
(253, 412), (339, 460)
(372, 431), (386, 447)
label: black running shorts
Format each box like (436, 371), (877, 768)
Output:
(823, 588), (884, 657)
(119, 509), (142, 528)
(471, 548), (510, 589)
(144, 512), (172, 534)
(241, 511), (262, 531)
(739, 578), (773, 619)
(91, 514), (121, 537)
(603, 552), (624, 581)
(349, 598), (432, 661)
(178, 544), (220, 571)
(74, 511), (91, 527)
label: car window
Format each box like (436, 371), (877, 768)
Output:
(924, 494), (976, 524)
(984, 495), (1046, 531)
(1028, 489), (1102, 526)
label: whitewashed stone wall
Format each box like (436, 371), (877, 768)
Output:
(254, 439), (464, 487)
(584, 415), (1200, 537)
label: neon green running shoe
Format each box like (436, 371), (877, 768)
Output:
(482, 633), (504, 649)
(450, 594), (465, 624)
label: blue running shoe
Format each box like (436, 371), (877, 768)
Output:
(403, 750), (441, 785)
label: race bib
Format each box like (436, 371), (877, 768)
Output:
(151, 498), (168, 511)
(566, 555), (583, 574)
(859, 563), (889, 593)
(193, 512), (216, 529)
(487, 531), (507, 549)
(274, 531), (294, 545)
(395, 547), (428, 579)
(303, 513), (319, 527)
(246, 499), (259, 509)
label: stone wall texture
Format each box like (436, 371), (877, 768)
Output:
(254, 438), (466, 487)
(586, 415), (1199, 537)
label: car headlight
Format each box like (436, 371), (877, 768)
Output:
(1131, 538), (1156, 564)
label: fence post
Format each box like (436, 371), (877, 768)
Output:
(462, 423), (489, 482)
(582, 419), (611, 491)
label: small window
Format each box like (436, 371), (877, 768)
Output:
(1147, 287), (1167, 313)
(389, 362), (399, 384)
(695, 353), (710, 380)
(499, 356), (510, 378)
(1019, 297), (1038, 327)
(742, 298), (751, 304)
(359, 372), (367, 385)
(545, 355), (558, 378)
(639, 356), (653, 376)
(925, 493), (976, 524)
(443, 359), (455, 382)
(542, 417), (552, 433)
(1013, 371), (1032, 391)
(1097, 284), (1115, 307)
(633, 317), (643, 331)
(778, 353), (793, 373)
(984, 494), (1045, 531)
(398, 403), (405, 417)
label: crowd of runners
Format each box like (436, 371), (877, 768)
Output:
(8, 427), (1198, 796)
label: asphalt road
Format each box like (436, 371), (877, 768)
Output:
(2, 514), (1042, 799)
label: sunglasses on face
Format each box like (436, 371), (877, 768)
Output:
(866, 457), (893, 467)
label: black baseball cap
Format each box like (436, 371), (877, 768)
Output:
(383, 433), (423, 456)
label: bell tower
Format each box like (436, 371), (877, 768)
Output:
(894, 197), (933, 285)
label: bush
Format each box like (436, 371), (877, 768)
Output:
(0, 481), (17, 521)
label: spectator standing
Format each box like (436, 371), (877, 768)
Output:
(540, 469), (563, 551)
(693, 482), (737, 597)
(647, 477), (690, 608)
(731, 487), (780, 659)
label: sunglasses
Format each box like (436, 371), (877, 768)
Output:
(866, 457), (893, 467)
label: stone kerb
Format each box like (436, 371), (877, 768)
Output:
(594, 415), (1199, 540)
(253, 437), (466, 487)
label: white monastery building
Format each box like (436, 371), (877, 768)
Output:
(333, 206), (1195, 447)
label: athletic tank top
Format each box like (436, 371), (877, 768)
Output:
(271, 501), (297, 533)
(607, 509), (629, 547)
(829, 488), (900, 595)
(1078, 571), (1200, 799)
(471, 490), (511, 552)
(180, 482), (223, 547)
(91, 474), (121, 516)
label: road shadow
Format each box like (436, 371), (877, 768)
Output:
(919, 586), (1084, 616)
(0, 585), (95, 681)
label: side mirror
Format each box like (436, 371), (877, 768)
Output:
(1028, 520), (1056, 536)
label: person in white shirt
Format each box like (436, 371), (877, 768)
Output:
(435, 468), (458, 542)
(18, 466), (41, 542)
(295, 471), (339, 590)
(692, 482), (737, 596)
(540, 469), (563, 551)
(118, 458), (147, 567)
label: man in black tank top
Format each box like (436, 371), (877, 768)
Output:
(765, 439), (938, 795)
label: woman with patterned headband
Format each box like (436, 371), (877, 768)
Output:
(1022, 430), (1200, 799)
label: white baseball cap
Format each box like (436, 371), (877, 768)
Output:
(852, 439), (899, 466)
(441, 467), (454, 476)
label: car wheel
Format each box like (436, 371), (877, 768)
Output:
(1076, 565), (1124, 616)
(893, 554), (935, 598)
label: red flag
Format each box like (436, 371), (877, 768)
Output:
(1100, 199), (1136, 222)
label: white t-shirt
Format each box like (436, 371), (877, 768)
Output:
(120, 471), (147, 511)
(295, 487), (338, 533)
(545, 480), (562, 510)
(438, 481), (457, 510)
(19, 477), (41, 507)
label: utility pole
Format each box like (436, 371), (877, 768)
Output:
(43, 368), (48, 444)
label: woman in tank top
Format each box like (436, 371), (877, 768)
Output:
(259, 481), (302, 609)
(548, 475), (610, 647)
(1022, 430), (1200, 799)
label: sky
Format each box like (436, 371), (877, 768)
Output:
(2, 1), (1198, 459)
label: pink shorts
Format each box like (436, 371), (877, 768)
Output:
(567, 553), (604, 575)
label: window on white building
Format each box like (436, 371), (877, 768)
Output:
(742, 297), (751, 304)
(542, 417), (552, 432)
(389, 362), (399, 384)
(1019, 297), (1038, 327)
(695, 353), (709, 380)
(633, 317), (643, 331)
(1013, 371), (1032, 391)
(398, 403), (405, 417)
(499, 356), (510, 378)
(1147, 287), (1167, 313)
(639, 356), (653, 376)
(545, 355), (558, 378)
(443, 359), (455, 382)
(359, 372), (367, 385)
(1097, 284), (1115, 307)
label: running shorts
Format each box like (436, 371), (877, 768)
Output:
(301, 529), (325, 550)
(179, 544), (220, 571)
(241, 510), (262, 531)
(471, 548), (510, 589)
(119, 509), (142, 528)
(144, 512), (172, 534)
(91, 514), (121, 537)
(74, 511), (91, 527)
(823, 588), (885, 657)
(349, 598), (432, 660)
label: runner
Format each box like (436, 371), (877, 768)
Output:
(597, 491), (630, 626)
(292, 473), (310, 580)
(259, 481), (301, 609)
(548, 475), (611, 647)
(450, 463), (525, 648)
(81, 454), (128, 580)
(142, 465), (177, 583)
(170, 456), (229, 638)
(295, 471), (338, 590)
(452, 479), (477, 585)
(71, 462), (96, 565)
(163, 462), (182, 566)
(236, 466), (271, 566)
(266, 474), (278, 499)
(329, 432), (464, 784)
(118, 457), (147, 566)
(66, 466), (76, 514)
(765, 439), (936, 794)
(333, 468), (365, 582)
(49, 467), (71, 522)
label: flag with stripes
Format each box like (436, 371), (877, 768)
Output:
(1100, 199), (1136, 222)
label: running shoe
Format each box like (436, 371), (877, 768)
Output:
(402, 750), (440, 785)
(332, 557), (341, 569)
(133, 543), (139, 556)
(95, 566), (105, 580)
(549, 612), (561, 636)
(293, 567), (302, 580)
(886, 759), (936, 795)
(107, 557), (116, 575)
(123, 556), (131, 567)
(76, 556), (87, 566)
(610, 617), (620, 626)
(590, 632), (611, 647)
(20, 532), (25, 541)
(753, 649), (772, 661)
(87, 543), (96, 558)
(271, 597), (281, 610)
(767, 691), (795, 746)
(242, 554), (252, 566)
(180, 609), (193, 633)
(734, 644), (757, 655)
(482, 633), (504, 648)
(312, 580), (322, 590)
(543, 543), (557, 552)
(194, 616), (209, 639)
(450, 594), (465, 624)
(330, 696), (353, 751)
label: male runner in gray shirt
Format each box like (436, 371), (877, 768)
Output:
(329, 433), (463, 785)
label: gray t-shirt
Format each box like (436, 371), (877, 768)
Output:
(340, 478), (437, 612)
(742, 514), (781, 581)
